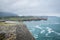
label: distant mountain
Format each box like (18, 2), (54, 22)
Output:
(0, 12), (17, 17)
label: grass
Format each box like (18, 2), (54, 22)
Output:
(0, 22), (17, 40)
(0, 22), (17, 26)
(0, 21), (24, 26)
(0, 16), (45, 21)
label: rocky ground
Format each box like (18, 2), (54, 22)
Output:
(16, 23), (35, 40)
(0, 22), (35, 40)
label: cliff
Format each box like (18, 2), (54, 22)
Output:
(0, 22), (35, 40)
(16, 23), (35, 40)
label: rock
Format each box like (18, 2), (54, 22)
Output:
(0, 33), (5, 40)
(0, 25), (16, 40)
(0, 23), (35, 40)
(16, 24), (35, 40)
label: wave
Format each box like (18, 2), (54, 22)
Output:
(34, 25), (60, 36)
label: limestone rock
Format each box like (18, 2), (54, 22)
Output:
(0, 23), (35, 40)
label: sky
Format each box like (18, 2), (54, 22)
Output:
(0, 0), (60, 17)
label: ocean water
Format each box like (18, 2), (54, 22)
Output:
(24, 16), (60, 40)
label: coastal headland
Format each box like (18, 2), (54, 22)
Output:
(0, 16), (47, 40)
(0, 21), (35, 40)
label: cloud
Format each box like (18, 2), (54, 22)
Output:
(48, 0), (60, 13)
(0, 0), (60, 17)
(10, 0), (41, 11)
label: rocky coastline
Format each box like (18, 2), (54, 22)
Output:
(0, 22), (35, 40)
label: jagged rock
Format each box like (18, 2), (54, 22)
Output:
(0, 23), (35, 40)
(0, 33), (5, 40)
(16, 24), (35, 40)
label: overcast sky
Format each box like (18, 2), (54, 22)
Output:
(0, 0), (60, 17)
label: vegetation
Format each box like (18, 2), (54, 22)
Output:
(0, 16), (47, 21)
(0, 22), (17, 40)
(0, 22), (16, 26)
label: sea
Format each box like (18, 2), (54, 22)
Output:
(24, 16), (60, 40)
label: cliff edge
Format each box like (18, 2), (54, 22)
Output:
(0, 22), (35, 40)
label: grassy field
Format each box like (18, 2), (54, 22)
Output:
(0, 22), (16, 26)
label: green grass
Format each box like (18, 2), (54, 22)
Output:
(0, 22), (16, 26)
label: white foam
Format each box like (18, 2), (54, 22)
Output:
(35, 25), (42, 29)
(40, 30), (45, 34)
(34, 34), (38, 38)
(46, 27), (54, 33)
